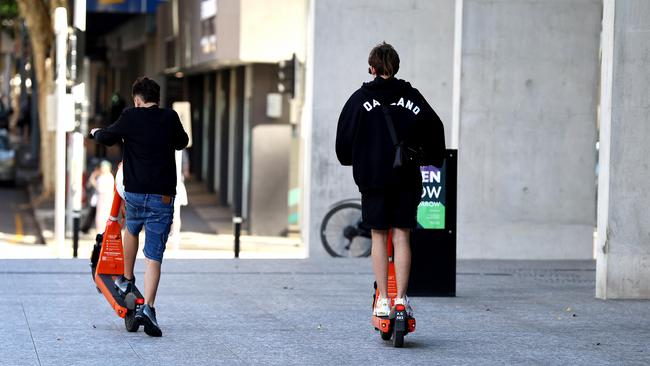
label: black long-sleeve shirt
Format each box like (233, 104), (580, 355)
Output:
(94, 106), (189, 196)
(336, 77), (446, 191)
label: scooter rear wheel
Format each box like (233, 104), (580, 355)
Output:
(124, 310), (139, 332)
(380, 330), (392, 340)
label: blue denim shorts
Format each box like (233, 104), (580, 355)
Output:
(124, 192), (175, 262)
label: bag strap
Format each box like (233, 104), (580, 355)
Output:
(380, 105), (399, 146)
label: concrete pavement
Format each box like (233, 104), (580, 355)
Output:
(0, 259), (648, 365)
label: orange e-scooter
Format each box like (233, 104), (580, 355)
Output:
(371, 230), (416, 347)
(90, 177), (145, 332)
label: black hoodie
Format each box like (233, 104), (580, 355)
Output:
(94, 106), (189, 196)
(336, 77), (446, 192)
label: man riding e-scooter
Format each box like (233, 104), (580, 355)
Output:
(336, 42), (446, 321)
(91, 76), (189, 337)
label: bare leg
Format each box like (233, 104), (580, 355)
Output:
(123, 229), (138, 280)
(144, 258), (161, 306)
(371, 229), (389, 299)
(392, 228), (411, 299)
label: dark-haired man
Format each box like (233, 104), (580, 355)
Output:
(91, 76), (189, 337)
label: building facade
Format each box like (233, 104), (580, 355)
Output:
(85, 1), (650, 299)
(92, 0), (307, 237)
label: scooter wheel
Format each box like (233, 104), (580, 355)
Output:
(380, 330), (392, 341)
(393, 329), (405, 348)
(124, 310), (139, 332)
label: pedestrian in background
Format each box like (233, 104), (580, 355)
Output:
(16, 95), (30, 143)
(81, 161), (100, 234)
(336, 42), (446, 319)
(0, 94), (12, 130)
(94, 160), (115, 233)
(168, 149), (188, 250)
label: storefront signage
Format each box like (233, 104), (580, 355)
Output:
(417, 163), (446, 229)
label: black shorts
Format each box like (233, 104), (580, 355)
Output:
(361, 188), (422, 230)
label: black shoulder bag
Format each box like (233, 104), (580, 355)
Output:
(380, 105), (422, 168)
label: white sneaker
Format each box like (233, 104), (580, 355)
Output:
(373, 296), (390, 317)
(394, 297), (414, 317)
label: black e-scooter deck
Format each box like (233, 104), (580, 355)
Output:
(97, 274), (144, 315)
(97, 274), (128, 308)
(97, 273), (145, 332)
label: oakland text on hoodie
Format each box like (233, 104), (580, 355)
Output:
(336, 77), (446, 192)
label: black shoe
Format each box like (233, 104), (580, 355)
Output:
(135, 304), (162, 337)
(114, 275), (135, 295)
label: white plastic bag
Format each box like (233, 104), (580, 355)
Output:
(115, 164), (125, 200)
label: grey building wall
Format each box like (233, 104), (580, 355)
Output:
(250, 125), (291, 235)
(250, 64), (291, 127)
(248, 63), (292, 235)
(306, 0), (455, 256)
(457, 0), (601, 259)
(176, 0), (222, 68)
(596, 0), (650, 299)
(215, 0), (241, 62)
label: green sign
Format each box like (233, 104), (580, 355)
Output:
(417, 164), (446, 229)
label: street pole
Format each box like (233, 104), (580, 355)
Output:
(71, 0), (87, 258)
(70, 106), (84, 258)
(54, 7), (67, 257)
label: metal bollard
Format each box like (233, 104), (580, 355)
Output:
(72, 211), (80, 258)
(233, 216), (243, 258)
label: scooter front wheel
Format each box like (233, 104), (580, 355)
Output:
(124, 310), (139, 332)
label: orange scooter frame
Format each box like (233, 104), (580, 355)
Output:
(371, 230), (416, 347)
(90, 180), (145, 332)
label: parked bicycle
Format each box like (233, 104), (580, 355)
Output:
(320, 199), (372, 257)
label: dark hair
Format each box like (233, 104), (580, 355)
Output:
(132, 76), (160, 104)
(368, 42), (400, 77)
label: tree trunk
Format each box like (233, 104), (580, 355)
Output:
(16, 0), (66, 197)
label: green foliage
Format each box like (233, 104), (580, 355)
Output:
(0, 0), (18, 20)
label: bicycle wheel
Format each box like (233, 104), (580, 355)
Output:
(320, 202), (372, 257)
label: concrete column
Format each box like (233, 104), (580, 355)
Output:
(596, 0), (650, 299)
(457, 0), (601, 259)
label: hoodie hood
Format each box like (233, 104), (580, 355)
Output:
(360, 77), (413, 102)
